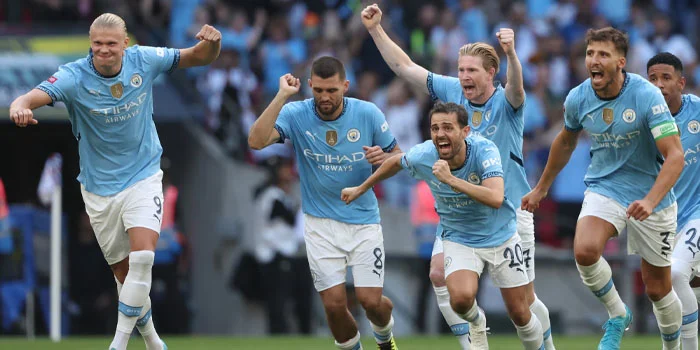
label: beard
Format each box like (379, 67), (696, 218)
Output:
(315, 99), (342, 117)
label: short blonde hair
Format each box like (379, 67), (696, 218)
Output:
(458, 43), (500, 75)
(90, 13), (127, 35)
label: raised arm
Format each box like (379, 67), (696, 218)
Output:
(497, 28), (525, 109)
(521, 127), (579, 211)
(627, 133), (683, 220)
(248, 74), (300, 150)
(341, 152), (404, 204)
(362, 4), (429, 93)
(179, 25), (222, 69)
(9, 89), (53, 127)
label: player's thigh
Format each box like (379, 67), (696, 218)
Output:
(81, 185), (130, 266)
(429, 236), (446, 286)
(347, 223), (385, 289)
(122, 171), (164, 252)
(516, 208), (536, 281)
(627, 203), (677, 268)
(442, 240), (483, 299)
(304, 215), (348, 292)
(318, 283), (349, 312)
(482, 234), (530, 289)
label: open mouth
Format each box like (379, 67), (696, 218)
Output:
(462, 85), (476, 94)
(590, 70), (604, 83)
(438, 141), (451, 153)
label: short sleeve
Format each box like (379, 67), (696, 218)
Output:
(645, 89), (679, 140)
(400, 146), (422, 178)
(427, 72), (462, 102)
(139, 46), (181, 75)
(563, 90), (582, 132)
(274, 104), (294, 142)
(369, 103), (397, 152)
(478, 143), (504, 180)
(35, 65), (77, 106)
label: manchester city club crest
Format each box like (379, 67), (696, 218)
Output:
(603, 108), (614, 125)
(472, 111), (483, 127)
(468, 172), (480, 184)
(484, 110), (492, 122)
(622, 109), (636, 123)
(326, 130), (338, 146)
(689, 120), (700, 134)
(444, 256), (452, 268)
(110, 82), (123, 99)
(346, 128), (360, 142)
(130, 73), (143, 88)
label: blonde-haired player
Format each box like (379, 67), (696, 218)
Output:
(10, 13), (221, 350)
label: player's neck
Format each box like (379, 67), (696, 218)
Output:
(667, 95), (683, 115)
(93, 59), (123, 78)
(596, 71), (626, 99)
(448, 141), (468, 169)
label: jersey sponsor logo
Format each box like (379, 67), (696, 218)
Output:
(684, 142), (700, 165)
(47, 76), (57, 84)
(381, 121), (389, 133)
(482, 157), (501, 168)
(110, 82), (124, 99)
(347, 128), (360, 142)
(603, 108), (614, 125)
(689, 120), (700, 134)
(652, 103), (670, 115)
(623, 109), (636, 123)
(472, 111), (483, 127)
(589, 130), (641, 148)
(326, 130), (338, 146)
(130, 74), (143, 88)
(90, 92), (149, 124)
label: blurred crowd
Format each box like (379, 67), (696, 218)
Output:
(167, 0), (699, 249)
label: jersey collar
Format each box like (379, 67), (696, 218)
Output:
(313, 97), (348, 122)
(450, 138), (471, 172)
(88, 48), (124, 79)
(468, 82), (501, 108)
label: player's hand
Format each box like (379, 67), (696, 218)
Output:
(627, 199), (654, 221)
(278, 73), (300, 98)
(195, 24), (222, 43)
(363, 146), (385, 165)
(496, 28), (515, 55)
(341, 186), (365, 204)
(521, 187), (548, 213)
(361, 4), (382, 30)
(9, 107), (38, 127)
(432, 160), (453, 183)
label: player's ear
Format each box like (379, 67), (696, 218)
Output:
(679, 75), (686, 90)
(617, 55), (626, 70)
(343, 79), (349, 94)
(123, 35), (129, 48)
(308, 78), (313, 89)
(463, 125), (470, 137)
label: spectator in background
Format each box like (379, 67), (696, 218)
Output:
(381, 78), (422, 208)
(431, 8), (467, 76)
(260, 16), (306, 100)
(411, 180), (440, 333)
(220, 8), (267, 68)
(253, 156), (312, 334)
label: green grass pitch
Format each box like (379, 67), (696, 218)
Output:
(0, 335), (665, 349)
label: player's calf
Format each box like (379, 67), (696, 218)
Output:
(671, 261), (698, 350)
(502, 285), (545, 350)
(110, 250), (155, 350)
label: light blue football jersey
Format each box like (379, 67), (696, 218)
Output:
(564, 73), (678, 211)
(401, 136), (516, 248)
(427, 73), (531, 206)
(36, 46), (179, 196)
(674, 94), (700, 228)
(274, 98), (397, 224)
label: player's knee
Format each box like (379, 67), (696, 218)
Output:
(573, 244), (601, 266)
(429, 266), (446, 286)
(449, 291), (475, 314)
(358, 293), (383, 312)
(507, 303), (532, 326)
(110, 257), (130, 284)
(321, 293), (347, 314)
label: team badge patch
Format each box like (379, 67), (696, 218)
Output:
(622, 109), (636, 123)
(603, 108), (614, 125)
(346, 128), (360, 142)
(468, 172), (480, 184)
(484, 110), (492, 122)
(689, 120), (700, 134)
(130, 74), (143, 88)
(444, 256), (452, 268)
(472, 111), (483, 127)
(326, 130), (338, 146)
(110, 82), (124, 99)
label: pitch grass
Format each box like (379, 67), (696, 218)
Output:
(0, 335), (665, 349)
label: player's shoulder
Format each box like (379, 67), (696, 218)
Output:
(564, 80), (588, 106)
(283, 98), (313, 114)
(469, 134), (498, 153)
(627, 73), (659, 94)
(407, 140), (437, 160)
(678, 94), (700, 123)
(685, 93), (700, 107)
(346, 97), (381, 114)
